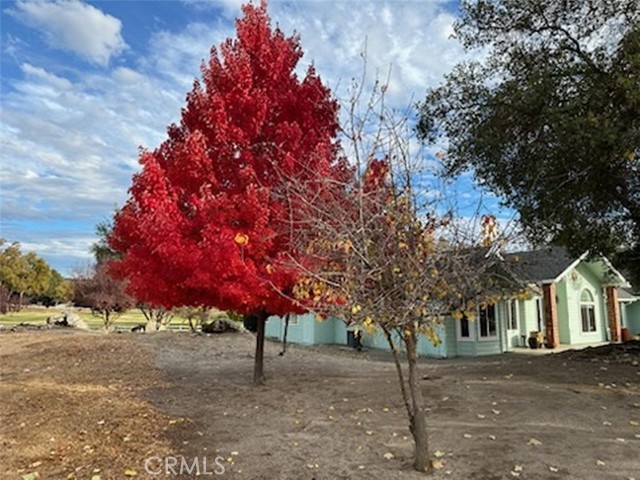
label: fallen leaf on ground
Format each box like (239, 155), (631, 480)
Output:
(477, 414), (486, 419)
(513, 465), (523, 472)
(549, 466), (559, 472)
(383, 452), (394, 460)
(596, 460), (606, 466)
(463, 433), (472, 438)
(431, 459), (444, 470)
(527, 438), (542, 446)
(434, 450), (445, 458)
(124, 469), (138, 477)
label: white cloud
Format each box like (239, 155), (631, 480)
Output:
(1, 62), (183, 225)
(1, 0), (482, 274)
(8, 0), (127, 66)
(182, 0), (244, 15)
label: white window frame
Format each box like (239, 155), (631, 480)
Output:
(580, 290), (597, 333)
(478, 304), (498, 341)
(288, 313), (299, 325)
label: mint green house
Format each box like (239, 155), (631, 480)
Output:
(266, 248), (639, 357)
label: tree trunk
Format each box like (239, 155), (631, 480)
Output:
(280, 313), (290, 355)
(405, 331), (431, 473)
(253, 311), (268, 386)
(382, 326), (412, 419)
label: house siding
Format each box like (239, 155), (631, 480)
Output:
(360, 325), (447, 358)
(313, 317), (339, 344)
(265, 313), (317, 345)
(475, 339), (502, 355)
(333, 319), (349, 345)
(456, 340), (477, 356)
(556, 279), (571, 344)
(444, 319), (458, 357)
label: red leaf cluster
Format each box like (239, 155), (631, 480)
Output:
(110, 1), (344, 316)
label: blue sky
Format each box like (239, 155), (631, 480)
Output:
(0, 0), (507, 276)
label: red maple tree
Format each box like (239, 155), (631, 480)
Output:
(110, 1), (344, 384)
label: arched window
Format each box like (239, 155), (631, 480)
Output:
(580, 289), (596, 333)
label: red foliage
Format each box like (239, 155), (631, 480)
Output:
(110, 1), (344, 316)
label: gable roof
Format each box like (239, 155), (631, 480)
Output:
(502, 246), (579, 284)
(502, 246), (629, 287)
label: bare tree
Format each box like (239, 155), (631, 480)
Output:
(139, 303), (174, 332)
(174, 306), (211, 333)
(278, 71), (513, 472)
(73, 263), (134, 330)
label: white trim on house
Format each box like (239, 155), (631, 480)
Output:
(546, 251), (629, 288)
(507, 299), (519, 331)
(548, 251), (589, 283)
(598, 256), (631, 288)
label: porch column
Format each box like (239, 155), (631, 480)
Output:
(606, 286), (621, 342)
(542, 283), (559, 348)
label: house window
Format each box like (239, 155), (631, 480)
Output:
(288, 313), (299, 325)
(478, 304), (497, 339)
(460, 315), (470, 338)
(508, 300), (518, 330)
(580, 290), (596, 333)
(457, 314), (472, 341)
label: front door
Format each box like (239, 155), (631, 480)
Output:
(506, 300), (520, 349)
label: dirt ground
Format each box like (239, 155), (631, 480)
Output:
(1, 329), (639, 479)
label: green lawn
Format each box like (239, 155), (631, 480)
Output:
(0, 307), (196, 332)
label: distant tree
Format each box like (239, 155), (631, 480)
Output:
(35, 270), (73, 307)
(73, 263), (134, 330)
(91, 219), (120, 265)
(418, 0), (640, 282)
(0, 240), (27, 312)
(0, 239), (62, 311)
(110, 2), (345, 384)
(173, 306), (210, 333)
(92, 219), (172, 331)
